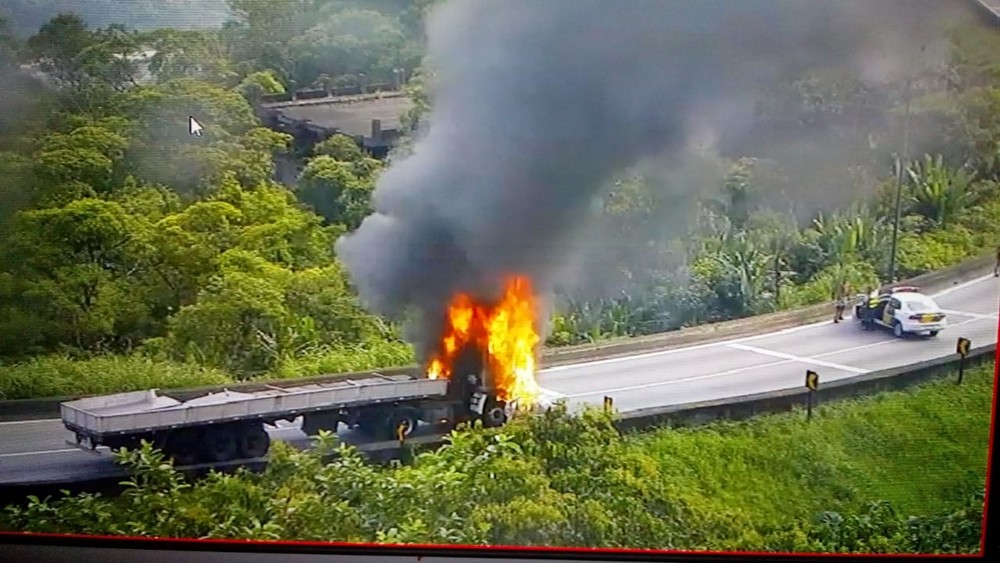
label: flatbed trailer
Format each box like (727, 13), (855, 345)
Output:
(61, 371), (509, 467)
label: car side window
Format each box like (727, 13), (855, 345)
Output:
(890, 298), (901, 309)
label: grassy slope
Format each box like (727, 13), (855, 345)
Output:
(634, 364), (994, 532)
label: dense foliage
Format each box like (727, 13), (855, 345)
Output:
(2, 364), (990, 553)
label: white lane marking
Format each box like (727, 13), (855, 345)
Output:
(0, 418), (61, 426)
(728, 343), (867, 374)
(0, 448), (83, 458)
(940, 309), (998, 321)
(541, 274), (996, 374)
(933, 273), (997, 298)
(564, 358), (791, 398)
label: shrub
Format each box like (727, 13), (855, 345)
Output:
(0, 354), (233, 400)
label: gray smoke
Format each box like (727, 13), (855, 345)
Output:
(336, 0), (961, 361)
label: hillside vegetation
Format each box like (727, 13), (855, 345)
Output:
(3, 363), (992, 553)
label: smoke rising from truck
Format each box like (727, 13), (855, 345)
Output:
(335, 0), (958, 362)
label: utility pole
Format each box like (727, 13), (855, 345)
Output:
(887, 45), (923, 284)
(886, 79), (910, 285)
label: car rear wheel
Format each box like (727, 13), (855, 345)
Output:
(929, 330), (939, 337)
(893, 321), (904, 338)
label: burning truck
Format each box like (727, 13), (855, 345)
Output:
(58, 276), (545, 467)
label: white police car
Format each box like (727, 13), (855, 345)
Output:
(854, 286), (947, 338)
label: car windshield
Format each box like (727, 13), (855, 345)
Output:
(904, 295), (938, 313)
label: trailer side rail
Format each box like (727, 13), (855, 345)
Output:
(62, 378), (448, 437)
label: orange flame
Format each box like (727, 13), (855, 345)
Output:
(426, 275), (541, 408)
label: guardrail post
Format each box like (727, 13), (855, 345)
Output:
(805, 370), (819, 421)
(956, 337), (971, 384)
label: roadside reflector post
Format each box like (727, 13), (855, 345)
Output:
(956, 337), (971, 384)
(805, 370), (819, 421)
(603, 396), (613, 413)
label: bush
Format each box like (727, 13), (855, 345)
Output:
(781, 261), (880, 309)
(0, 354), (233, 399)
(896, 226), (977, 279)
(267, 340), (415, 379)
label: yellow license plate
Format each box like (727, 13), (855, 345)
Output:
(920, 314), (934, 323)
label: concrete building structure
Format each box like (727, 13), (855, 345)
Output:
(257, 87), (412, 159)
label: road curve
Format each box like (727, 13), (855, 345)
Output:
(1, 274), (997, 487)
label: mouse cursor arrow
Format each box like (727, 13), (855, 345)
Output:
(188, 116), (204, 137)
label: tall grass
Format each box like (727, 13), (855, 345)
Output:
(266, 340), (416, 380)
(0, 355), (234, 400)
(634, 364), (994, 532)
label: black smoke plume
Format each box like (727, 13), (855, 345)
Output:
(335, 0), (961, 363)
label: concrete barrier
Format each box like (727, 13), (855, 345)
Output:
(0, 253), (992, 422)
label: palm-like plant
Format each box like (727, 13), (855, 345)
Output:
(905, 154), (976, 229)
(811, 208), (891, 269)
(707, 230), (775, 317)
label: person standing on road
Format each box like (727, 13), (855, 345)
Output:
(833, 280), (850, 323)
(863, 286), (880, 330)
(994, 245), (1000, 277)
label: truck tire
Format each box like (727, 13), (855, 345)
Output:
(380, 407), (419, 441)
(481, 398), (507, 428)
(301, 412), (341, 436)
(205, 426), (239, 463)
(237, 424), (270, 459)
(165, 429), (201, 466)
(893, 321), (904, 338)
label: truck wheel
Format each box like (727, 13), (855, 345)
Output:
(481, 398), (507, 428)
(893, 321), (904, 338)
(165, 430), (200, 466)
(381, 408), (419, 441)
(205, 427), (239, 462)
(238, 425), (270, 459)
(301, 413), (340, 436)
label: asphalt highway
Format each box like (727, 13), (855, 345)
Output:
(1, 274), (997, 487)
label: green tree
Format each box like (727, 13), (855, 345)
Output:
(31, 124), (130, 203)
(297, 155), (378, 229)
(117, 79), (287, 193)
(26, 15), (142, 109)
(225, 0), (317, 83)
(236, 69), (286, 102)
(0, 199), (152, 354)
(288, 9), (410, 88)
(142, 28), (237, 85)
(313, 134), (364, 161)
